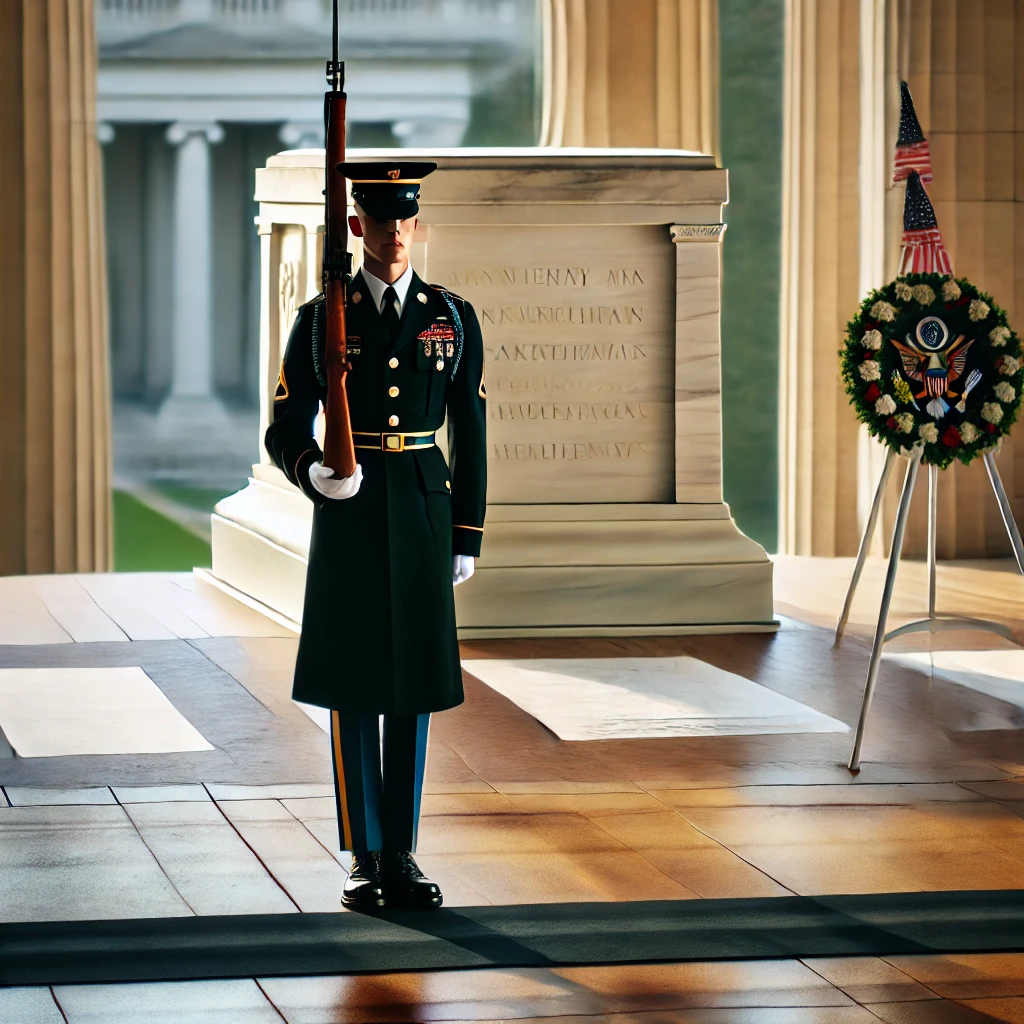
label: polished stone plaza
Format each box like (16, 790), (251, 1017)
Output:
(0, 561), (1022, 1022)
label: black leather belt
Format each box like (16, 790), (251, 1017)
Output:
(352, 431), (435, 452)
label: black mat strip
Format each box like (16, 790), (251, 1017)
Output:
(3, 891), (1023, 986)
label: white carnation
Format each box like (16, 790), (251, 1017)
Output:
(990, 326), (1012, 347)
(969, 299), (991, 321)
(994, 382), (1016, 403)
(862, 329), (883, 350)
(858, 359), (881, 381)
(895, 412), (915, 433)
(894, 281), (913, 301)
(918, 422), (939, 444)
(959, 421), (980, 443)
(875, 394), (897, 416)
(912, 284), (936, 305)
(870, 300), (897, 322)
(998, 355), (1021, 376)
(941, 278), (961, 301)
(982, 402), (1004, 425)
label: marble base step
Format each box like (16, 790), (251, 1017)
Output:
(207, 465), (777, 638)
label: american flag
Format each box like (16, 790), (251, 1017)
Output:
(893, 82), (933, 185)
(893, 139), (933, 185)
(898, 172), (952, 275)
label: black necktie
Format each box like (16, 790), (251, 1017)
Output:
(381, 285), (400, 341)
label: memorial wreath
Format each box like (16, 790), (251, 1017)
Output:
(841, 272), (1024, 469)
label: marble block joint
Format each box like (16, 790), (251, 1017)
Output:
(204, 149), (775, 637)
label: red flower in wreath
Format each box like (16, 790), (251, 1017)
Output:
(941, 426), (962, 447)
(886, 416), (898, 430)
(986, 423), (998, 434)
(864, 383), (881, 403)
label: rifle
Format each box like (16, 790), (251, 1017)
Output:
(321, 0), (357, 477)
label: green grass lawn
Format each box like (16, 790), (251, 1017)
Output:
(113, 490), (212, 572)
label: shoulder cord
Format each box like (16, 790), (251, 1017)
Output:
(439, 291), (465, 377)
(310, 301), (326, 388)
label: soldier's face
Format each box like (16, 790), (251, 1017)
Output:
(350, 211), (418, 271)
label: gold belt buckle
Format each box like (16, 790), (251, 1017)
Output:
(382, 433), (404, 452)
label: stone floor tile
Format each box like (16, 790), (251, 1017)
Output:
(420, 792), (520, 816)
(206, 783), (335, 801)
(417, 812), (628, 856)
(261, 961), (854, 1024)
(650, 783), (984, 808)
(672, 802), (1024, 849)
(5, 786), (115, 806)
(278, 796), (350, 868)
(113, 784), (211, 803)
(960, 780), (1024, 803)
(422, 780), (497, 795)
(955, 997), (1024, 1022)
(884, 954), (1024, 998)
(215, 798), (348, 911)
(802, 956), (938, 1003)
(54, 979), (282, 1023)
(634, 845), (793, 898)
(123, 800), (298, 915)
(490, 1012), (881, 1024)
(865, 999), (1009, 1022)
(415, 849), (700, 904)
(584, 809), (722, 851)
(724, 838), (1024, 894)
(502, 793), (669, 816)
(260, 967), (606, 1022)
(0, 986), (64, 1024)
(489, 782), (646, 796)
(0, 805), (190, 922)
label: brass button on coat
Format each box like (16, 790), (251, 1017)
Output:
(389, 357), (399, 369)
(388, 386), (400, 398)
(388, 414), (399, 427)
(436, 359), (444, 371)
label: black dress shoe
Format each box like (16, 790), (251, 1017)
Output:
(342, 851), (386, 909)
(382, 851), (443, 908)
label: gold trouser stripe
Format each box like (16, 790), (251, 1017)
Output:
(454, 524), (484, 531)
(331, 710), (353, 851)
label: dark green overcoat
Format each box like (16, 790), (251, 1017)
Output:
(265, 269), (487, 714)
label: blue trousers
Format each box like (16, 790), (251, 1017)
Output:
(330, 712), (430, 855)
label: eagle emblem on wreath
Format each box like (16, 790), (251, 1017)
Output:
(890, 315), (977, 419)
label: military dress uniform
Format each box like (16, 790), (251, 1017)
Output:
(264, 163), (486, 908)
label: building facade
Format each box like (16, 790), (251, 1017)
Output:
(98, 0), (536, 485)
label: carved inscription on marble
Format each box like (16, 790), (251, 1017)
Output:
(428, 224), (676, 502)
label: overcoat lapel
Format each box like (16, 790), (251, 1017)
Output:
(388, 272), (435, 353)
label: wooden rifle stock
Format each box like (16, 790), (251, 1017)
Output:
(321, 18), (357, 478)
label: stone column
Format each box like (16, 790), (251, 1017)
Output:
(159, 120), (226, 431)
(0, 0), (112, 574)
(888, 0), (1024, 559)
(777, 0), (864, 556)
(539, 0), (718, 155)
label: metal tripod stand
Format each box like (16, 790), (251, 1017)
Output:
(836, 446), (1024, 771)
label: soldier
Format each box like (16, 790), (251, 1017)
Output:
(265, 162), (486, 910)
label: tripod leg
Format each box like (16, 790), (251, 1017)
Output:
(983, 451), (1024, 576)
(927, 464), (938, 620)
(849, 448), (922, 772)
(835, 448), (898, 646)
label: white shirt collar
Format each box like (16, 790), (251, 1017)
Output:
(359, 264), (414, 315)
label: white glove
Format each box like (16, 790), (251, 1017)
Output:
(308, 461), (362, 500)
(453, 555), (475, 585)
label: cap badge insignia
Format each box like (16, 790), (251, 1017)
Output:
(388, 169), (401, 180)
